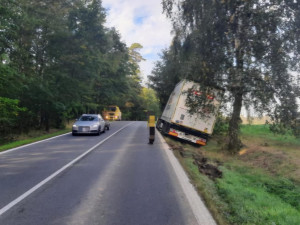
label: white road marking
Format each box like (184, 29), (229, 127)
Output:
(0, 122), (134, 216)
(0, 133), (71, 155)
(157, 131), (217, 225)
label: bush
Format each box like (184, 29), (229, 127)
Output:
(213, 115), (229, 135)
(0, 97), (26, 136)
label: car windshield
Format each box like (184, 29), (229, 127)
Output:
(109, 107), (116, 112)
(79, 116), (98, 121)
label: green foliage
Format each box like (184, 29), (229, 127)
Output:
(129, 43), (145, 76)
(140, 88), (161, 118)
(213, 115), (229, 135)
(217, 167), (300, 225)
(0, 97), (26, 135)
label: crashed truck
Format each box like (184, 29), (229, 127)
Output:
(156, 80), (223, 146)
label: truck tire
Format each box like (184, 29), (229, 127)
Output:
(162, 122), (170, 135)
(156, 119), (162, 131)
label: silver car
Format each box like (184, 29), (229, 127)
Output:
(72, 114), (106, 136)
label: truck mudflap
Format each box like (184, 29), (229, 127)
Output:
(168, 128), (207, 146)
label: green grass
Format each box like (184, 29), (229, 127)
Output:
(217, 166), (300, 225)
(180, 154), (300, 225)
(165, 124), (300, 225)
(0, 129), (70, 152)
(182, 156), (230, 225)
(241, 125), (300, 146)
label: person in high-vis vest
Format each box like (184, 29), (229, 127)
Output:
(148, 115), (155, 144)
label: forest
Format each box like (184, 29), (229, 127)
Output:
(0, 0), (160, 139)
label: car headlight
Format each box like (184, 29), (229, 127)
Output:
(73, 125), (77, 127)
(92, 124), (98, 128)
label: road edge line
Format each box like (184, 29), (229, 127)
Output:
(0, 122), (134, 216)
(157, 131), (217, 225)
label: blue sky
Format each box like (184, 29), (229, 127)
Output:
(102, 0), (173, 83)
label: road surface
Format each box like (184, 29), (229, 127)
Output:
(0, 121), (216, 225)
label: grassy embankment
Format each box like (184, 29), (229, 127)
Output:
(165, 125), (300, 225)
(0, 123), (73, 152)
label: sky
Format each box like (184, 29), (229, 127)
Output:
(102, 0), (173, 83)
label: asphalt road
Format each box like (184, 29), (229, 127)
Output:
(0, 121), (214, 225)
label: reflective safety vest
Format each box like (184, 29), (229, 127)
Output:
(148, 115), (155, 127)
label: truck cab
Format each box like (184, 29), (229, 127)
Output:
(102, 106), (122, 121)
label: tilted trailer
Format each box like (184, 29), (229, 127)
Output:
(157, 80), (223, 146)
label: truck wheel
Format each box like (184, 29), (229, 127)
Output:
(156, 119), (162, 131)
(162, 122), (170, 134)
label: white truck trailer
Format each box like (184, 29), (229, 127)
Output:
(157, 80), (222, 146)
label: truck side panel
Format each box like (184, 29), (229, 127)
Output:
(171, 81), (221, 135)
(161, 80), (185, 123)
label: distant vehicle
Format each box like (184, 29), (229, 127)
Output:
(102, 106), (122, 121)
(157, 80), (223, 146)
(72, 114), (106, 136)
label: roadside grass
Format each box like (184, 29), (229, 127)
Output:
(0, 122), (73, 152)
(241, 124), (300, 146)
(0, 129), (70, 152)
(164, 124), (300, 225)
(0, 120), (113, 152)
(174, 150), (230, 225)
(218, 166), (300, 225)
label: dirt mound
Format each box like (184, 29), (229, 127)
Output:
(193, 154), (223, 180)
(169, 143), (222, 180)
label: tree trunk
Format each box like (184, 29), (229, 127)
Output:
(227, 91), (243, 153)
(227, 8), (244, 153)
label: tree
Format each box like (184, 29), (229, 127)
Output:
(161, 0), (300, 153)
(117, 43), (144, 120)
(128, 43), (145, 77)
(140, 87), (161, 117)
(148, 41), (182, 109)
(0, 97), (26, 137)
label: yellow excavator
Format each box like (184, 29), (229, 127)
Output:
(102, 106), (122, 121)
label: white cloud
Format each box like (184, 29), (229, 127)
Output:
(102, 0), (173, 82)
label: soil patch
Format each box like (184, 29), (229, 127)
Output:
(169, 143), (222, 180)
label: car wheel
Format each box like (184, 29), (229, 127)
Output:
(102, 126), (106, 133)
(106, 126), (110, 130)
(97, 127), (101, 136)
